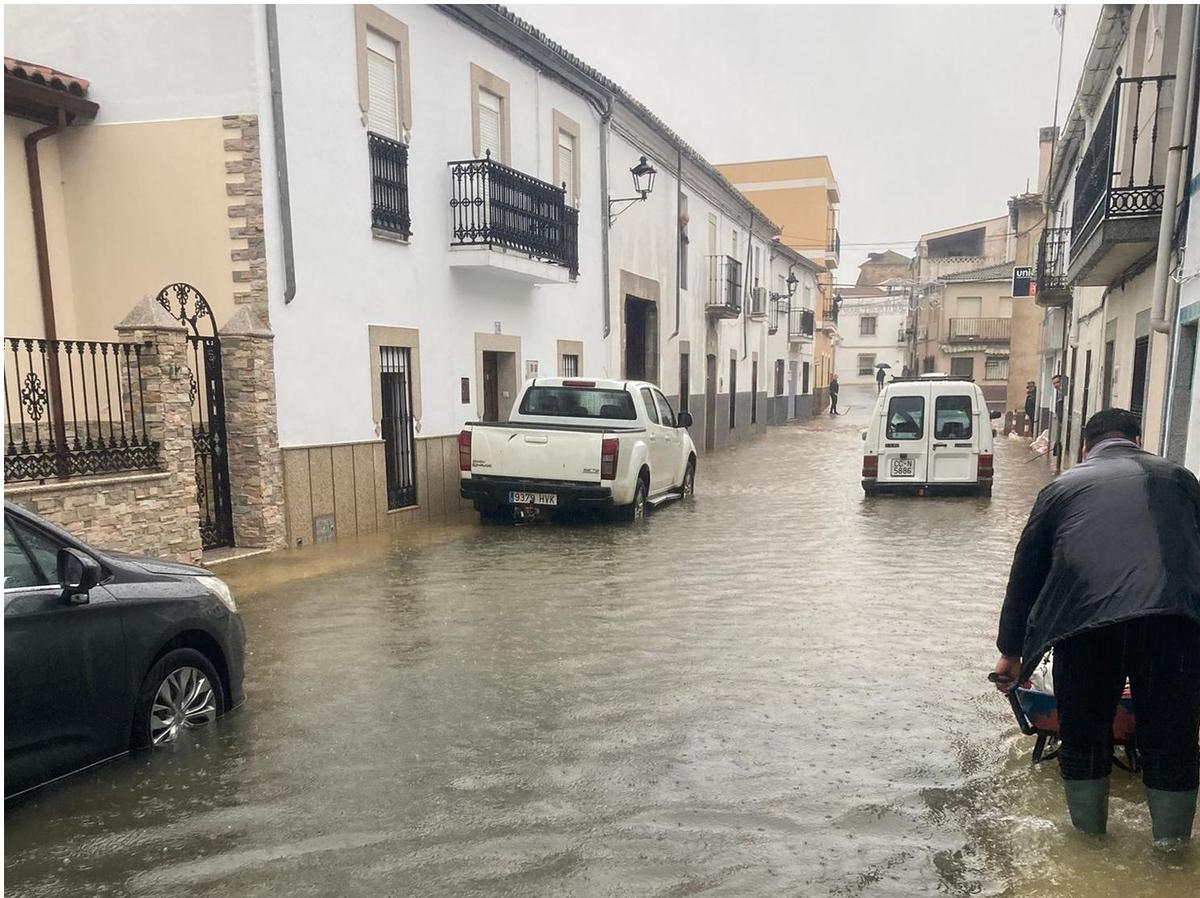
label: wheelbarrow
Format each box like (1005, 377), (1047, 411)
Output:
(993, 663), (1140, 772)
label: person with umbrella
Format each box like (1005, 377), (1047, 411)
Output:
(875, 363), (890, 393)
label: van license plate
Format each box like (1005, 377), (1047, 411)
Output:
(890, 458), (916, 477)
(510, 491), (558, 506)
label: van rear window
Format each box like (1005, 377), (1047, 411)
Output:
(886, 396), (925, 440)
(519, 387), (637, 420)
(934, 395), (973, 440)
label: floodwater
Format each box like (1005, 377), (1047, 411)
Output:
(5, 385), (1197, 896)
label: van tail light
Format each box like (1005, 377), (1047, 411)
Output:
(978, 453), (994, 478)
(600, 437), (619, 480)
(458, 430), (472, 472)
(862, 455), (878, 479)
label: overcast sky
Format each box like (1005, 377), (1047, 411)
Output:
(509, 3), (1100, 282)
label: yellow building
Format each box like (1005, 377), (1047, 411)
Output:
(716, 157), (840, 410)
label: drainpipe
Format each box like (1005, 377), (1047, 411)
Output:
(671, 144), (682, 338)
(1150, 3), (1197, 335)
(597, 95), (613, 340)
(266, 5), (297, 304)
(25, 109), (70, 473)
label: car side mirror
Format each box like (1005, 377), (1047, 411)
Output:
(58, 547), (100, 605)
(989, 410), (1002, 420)
(677, 411), (693, 428)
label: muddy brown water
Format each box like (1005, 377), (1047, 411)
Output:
(6, 386), (1197, 895)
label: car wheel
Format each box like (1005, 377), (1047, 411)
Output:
(680, 460), (696, 498)
(474, 499), (501, 521)
(132, 648), (224, 750)
(618, 475), (648, 522)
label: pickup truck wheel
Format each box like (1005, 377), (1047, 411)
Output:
(617, 476), (648, 522)
(680, 461), (696, 498)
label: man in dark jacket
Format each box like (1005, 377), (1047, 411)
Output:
(829, 374), (840, 415)
(1024, 382), (1037, 434)
(993, 408), (1200, 840)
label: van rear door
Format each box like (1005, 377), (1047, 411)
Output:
(927, 384), (979, 484)
(876, 386), (929, 485)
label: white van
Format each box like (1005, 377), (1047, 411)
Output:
(861, 375), (999, 496)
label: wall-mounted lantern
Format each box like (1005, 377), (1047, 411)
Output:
(608, 156), (658, 225)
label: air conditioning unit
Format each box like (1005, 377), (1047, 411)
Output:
(750, 286), (768, 318)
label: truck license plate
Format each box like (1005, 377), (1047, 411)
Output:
(510, 491), (558, 506)
(891, 458), (916, 477)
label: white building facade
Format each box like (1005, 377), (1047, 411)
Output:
(834, 287), (907, 388)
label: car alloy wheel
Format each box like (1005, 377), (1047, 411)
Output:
(633, 480), (647, 519)
(682, 463), (695, 497)
(150, 666), (218, 745)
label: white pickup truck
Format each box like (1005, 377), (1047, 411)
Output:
(458, 378), (698, 521)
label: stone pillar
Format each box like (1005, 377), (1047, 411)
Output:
(116, 297), (203, 562)
(220, 307), (285, 549)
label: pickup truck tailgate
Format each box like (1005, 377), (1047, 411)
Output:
(471, 425), (604, 482)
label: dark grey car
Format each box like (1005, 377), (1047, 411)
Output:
(4, 501), (246, 800)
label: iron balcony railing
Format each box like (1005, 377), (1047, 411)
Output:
(768, 297), (783, 334)
(788, 306), (815, 340)
(1037, 226), (1071, 294)
(1072, 74), (1176, 249)
(947, 318), (1011, 343)
(369, 132), (412, 239)
(448, 152), (579, 275)
(5, 337), (158, 483)
(822, 297), (840, 324)
(705, 254), (743, 315)
(828, 227), (841, 258)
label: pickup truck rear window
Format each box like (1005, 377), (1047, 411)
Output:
(519, 387), (637, 420)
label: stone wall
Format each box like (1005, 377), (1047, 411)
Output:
(223, 114), (268, 317)
(8, 471), (201, 562)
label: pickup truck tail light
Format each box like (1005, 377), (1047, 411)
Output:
(458, 430), (472, 472)
(600, 437), (619, 480)
(862, 455), (878, 478)
(978, 453), (994, 479)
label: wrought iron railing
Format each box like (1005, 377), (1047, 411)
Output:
(448, 152), (578, 275)
(947, 318), (1011, 343)
(1072, 74), (1175, 248)
(369, 132), (411, 239)
(5, 337), (158, 482)
(828, 228), (841, 258)
(1037, 227), (1071, 294)
(768, 297), (783, 334)
(705, 254), (743, 314)
(788, 306), (815, 340)
(822, 297), (840, 324)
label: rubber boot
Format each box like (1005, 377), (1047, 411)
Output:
(1063, 778), (1109, 835)
(1146, 788), (1197, 842)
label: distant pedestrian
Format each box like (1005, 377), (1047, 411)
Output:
(1024, 381), (1037, 435)
(875, 366), (886, 393)
(829, 375), (840, 416)
(1052, 373), (1068, 457)
(993, 408), (1200, 841)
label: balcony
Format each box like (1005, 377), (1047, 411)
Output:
(1068, 74), (1176, 287)
(826, 227), (841, 269)
(767, 297), (783, 334)
(818, 297), (839, 333)
(788, 306), (815, 342)
(1036, 226), (1071, 307)
(705, 255), (743, 319)
(947, 317), (1011, 344)
(370, 133), (412, 240)
(748, 286), (768, 320)
(448, 153), (578, 284)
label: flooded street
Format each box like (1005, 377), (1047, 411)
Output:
(5, 386), (1196, 896)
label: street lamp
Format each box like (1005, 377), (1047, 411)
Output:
(770, 268), (799, 303)
(608, 155), (658, 225)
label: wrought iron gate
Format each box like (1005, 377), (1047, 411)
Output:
(156, 283), (234, 549)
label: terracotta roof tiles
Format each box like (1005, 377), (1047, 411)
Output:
(4, 57), (90, 97)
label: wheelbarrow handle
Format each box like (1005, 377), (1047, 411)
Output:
(988, 672), (1037, 735)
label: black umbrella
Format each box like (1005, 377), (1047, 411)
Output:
(875, 362), (892, 369)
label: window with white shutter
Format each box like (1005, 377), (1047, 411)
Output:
(478, 88), (502, 159)
(366, 29), (400, 140)
(557, 130), (576, 203)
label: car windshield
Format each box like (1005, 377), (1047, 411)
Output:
(518, 387), (637, 420)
